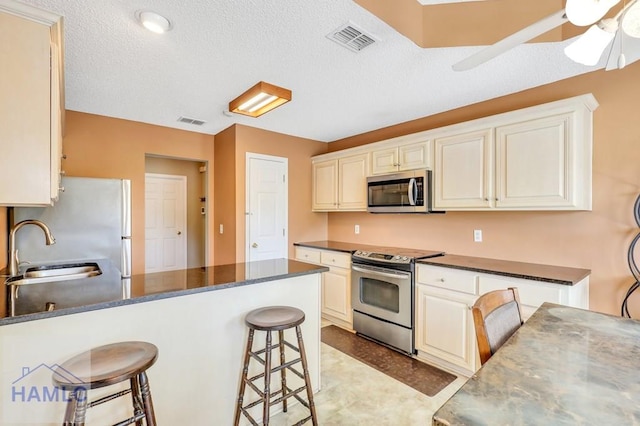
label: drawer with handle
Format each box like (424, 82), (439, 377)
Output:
(416, 264), (478, 295)
(320, 251), (351, 269)
(295, 247), (321, 264)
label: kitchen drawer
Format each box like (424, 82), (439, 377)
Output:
(320, 251), (351, 269)
(417, 265), (478, 295)
(295, 247), (321, 265)
(478, 275), (563, 308)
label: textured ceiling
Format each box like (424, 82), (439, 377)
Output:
(17, 0), (598, 142)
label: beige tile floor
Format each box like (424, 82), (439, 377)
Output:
(269, 342), (467, 426)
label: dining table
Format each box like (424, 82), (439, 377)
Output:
(432, 302), (640, 425)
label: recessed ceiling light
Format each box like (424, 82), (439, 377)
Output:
(135, 10), (172, 34)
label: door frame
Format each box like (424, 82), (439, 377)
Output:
(245, 152), (288, 262)
(144, 172), (188, 272)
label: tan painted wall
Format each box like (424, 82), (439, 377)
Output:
(213, 125), (237, 265)
(354, 0), (567, 48)
(232, 124), (328, 263)
(61, 111), (215, 274)
(145, 156), (206, 268)
(328, 64), (640, 316)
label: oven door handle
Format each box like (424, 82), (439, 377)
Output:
(352, 266), (411, 280)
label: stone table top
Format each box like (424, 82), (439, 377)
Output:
(432, 303), (640, 425)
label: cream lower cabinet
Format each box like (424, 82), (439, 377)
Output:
(415, 263), (589, 376)
(295, 247), (352, 328)
(415, 266), (480, 375)
(0, 3), (64, 206)
(312, 153), (369, 212)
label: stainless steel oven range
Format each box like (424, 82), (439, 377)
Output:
(351, 248), (444, 354)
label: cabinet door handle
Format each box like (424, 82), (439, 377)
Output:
(484, 198), (489, 201)
(439, 278), (445, 282)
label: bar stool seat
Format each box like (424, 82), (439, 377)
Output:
(234, 306), (318, 426)
(52, 341), (158, 426)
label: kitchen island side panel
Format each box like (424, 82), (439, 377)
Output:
(0, 273), (321, 425)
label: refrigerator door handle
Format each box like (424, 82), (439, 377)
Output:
(121, 179), (132, 237)
(121, 237), (132, 278)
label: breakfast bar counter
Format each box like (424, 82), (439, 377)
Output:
(0, 259), (325, 424)
(1, 258), (326, 324)
(432, 303), (640, 425)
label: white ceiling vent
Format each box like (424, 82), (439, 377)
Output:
(177, 116), (206, 126)
(326, 23), (377, 52)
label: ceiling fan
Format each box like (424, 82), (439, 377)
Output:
(452, 0), (640, 71)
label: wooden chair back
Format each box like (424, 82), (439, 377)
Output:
(472, 287), (523, 365)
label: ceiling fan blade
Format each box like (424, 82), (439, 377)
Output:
(606, 29), (640, 69)
(452, 9), (568, 71)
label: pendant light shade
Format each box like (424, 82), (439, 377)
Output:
(564, 20), (618, 65)
(229, 82), (292, 118)
(565, 0), (621, 26)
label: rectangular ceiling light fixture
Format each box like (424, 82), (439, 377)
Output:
(229, 81), (292, 118)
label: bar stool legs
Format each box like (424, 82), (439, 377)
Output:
(53, 341), (158, 426)
(234, 306), (318, 426)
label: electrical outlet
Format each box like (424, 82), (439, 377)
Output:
(355, 224), (360, 234)
(474, 229), (482, 242)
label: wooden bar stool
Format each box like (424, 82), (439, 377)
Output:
(52, 341), (158, 426)
(234, 306), (318, 426)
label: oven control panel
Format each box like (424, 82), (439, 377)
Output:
(353, 250), (412, 264)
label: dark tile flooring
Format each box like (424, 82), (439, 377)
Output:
(321, 325), (456, 397)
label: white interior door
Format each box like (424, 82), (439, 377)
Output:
(246, 153), (288, 263)
(145, 173), (187, 272)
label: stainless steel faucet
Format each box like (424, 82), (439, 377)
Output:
(8, 220), (55, 276)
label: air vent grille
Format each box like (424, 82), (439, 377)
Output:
(327, 23), (377, 52)
(178, 116), (206, 126)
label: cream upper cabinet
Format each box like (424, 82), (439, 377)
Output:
(312, 152), (369, 212)
(495, 113), (577, 209)
(312, 159), (338, 210)
(338, 153), (369, 210)
(311, 94), (596, 213)
(0, 2), (64, 206)
(371, 140), (432, 175)
(433, 96), (596, 211)
(433, 129), (493, 209)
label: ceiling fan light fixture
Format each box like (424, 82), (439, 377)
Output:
(566, 0), (621, 26)
(622, 2), (640, 37)
(564, 21), (617, 65)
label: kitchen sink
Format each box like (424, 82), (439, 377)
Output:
(5, 262), (102, 286)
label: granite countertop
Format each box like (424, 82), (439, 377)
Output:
(295, 241), (590, 286)
(1, 258), (327, 326)
(294, 240), (374, 253)
(418, 254), (590, 285)
(432, 303), (640, 425)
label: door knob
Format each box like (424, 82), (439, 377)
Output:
(177, 231), (182, 235)
(252, 242), (258, 248)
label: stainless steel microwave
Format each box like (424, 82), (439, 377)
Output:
(367, 170), (436, 213)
